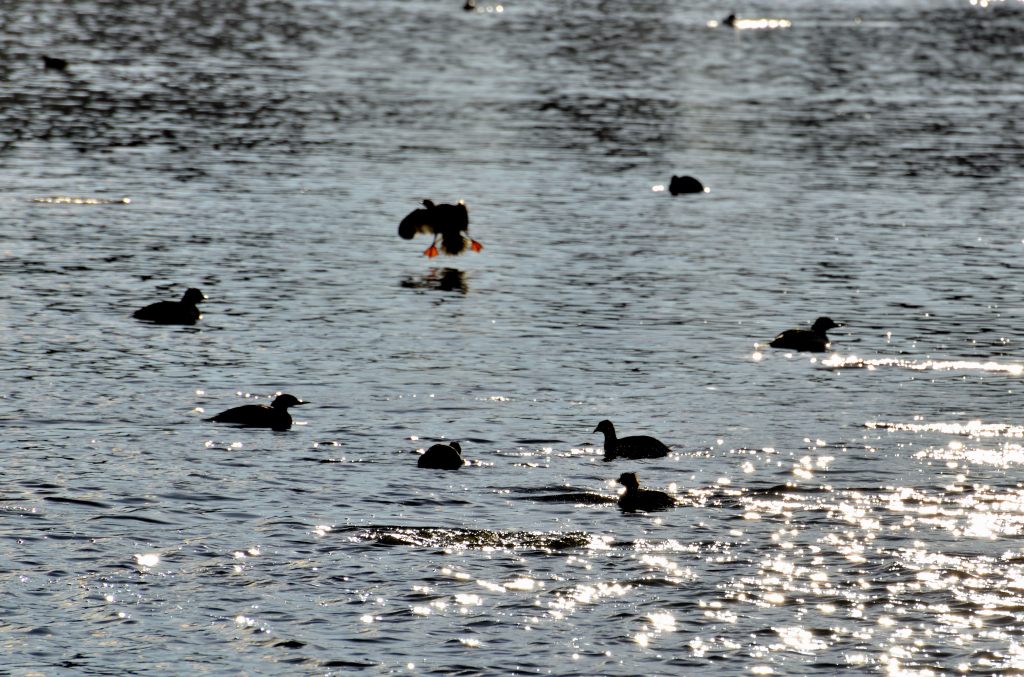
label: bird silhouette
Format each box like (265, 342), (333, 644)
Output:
(398, 200), (483, 257)
(417, 441), (465, 469)
(205, 393), (308, 431)
(133, 288), (206, 325)
(769, 317), (842, 352)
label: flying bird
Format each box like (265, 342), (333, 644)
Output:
(398, 200), (483, 257)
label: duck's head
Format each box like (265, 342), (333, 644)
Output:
(594, 419), (615, 435)
(449, 441), (463, 455)
(271, 394), (307, 410)
(183, 288), (207, 304)
(616, 472), (640, 491)
(812, 317), (842, 333)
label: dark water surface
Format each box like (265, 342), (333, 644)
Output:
(3, 0), (1024, 674)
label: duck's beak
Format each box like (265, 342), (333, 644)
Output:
(593, 425), (600, 433)
(295, 400), (309, 406)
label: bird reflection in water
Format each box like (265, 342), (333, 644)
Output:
(400, 267), (468, 294)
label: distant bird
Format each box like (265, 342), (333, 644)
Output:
(768, 317), (842, 353)
(205, 393), (307, 431)
(417, 441), (465, 469)
(594, 420), (670, 462)
(669, 175), (706, 195)
(133, 288), (206, 325)
(722, 13), (737, 27)
(42, 55), (68, 71)
(464, 0), (476, 9)
(398, 200), (483, 257)
(616, 472), (675, 512)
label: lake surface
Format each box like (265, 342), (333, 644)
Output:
(2, 0), (1024, 674)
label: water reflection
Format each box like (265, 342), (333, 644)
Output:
(343, 525), (599, 550)
(710, 15), (793, 30)
(825, 355), (1024, 375)
(31, 195), (131, 205)
(400, 267), (468, 293)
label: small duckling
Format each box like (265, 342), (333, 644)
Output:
(204, 393), (307, 431)
(133, 288), (206, 325)
(616, 472), (675, 512)
(417, 441), (465, 470)
(398, 199), (483, 257)
(594, 420), (670, 462)
(668, 175), (706, 195)
(769, 317), (842, 353)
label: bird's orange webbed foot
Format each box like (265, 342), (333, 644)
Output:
(470, 239), (484, 253)
(424, 244), (440, 257)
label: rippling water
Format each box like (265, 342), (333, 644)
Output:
(3, 0), (1024, 674)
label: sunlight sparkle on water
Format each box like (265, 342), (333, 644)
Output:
(707, 17), (792, 29)
(647, 611), (676, 632)
(826, 355), (1024, 375)
(134, 553), (159, 568)
(869, 418), (1024, 443)
(441, 567), (472, 580)
(773, 626), (827, 654)
(505, 577), (538, 591)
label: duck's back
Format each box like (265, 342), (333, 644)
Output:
(619, 488), (675, 512)
(207, 404), (290, 431)
(613, 435), (670, 460)
(769, 329), (827, 352)
(133, 300), (199, 325)
(417, 444), (464, 470)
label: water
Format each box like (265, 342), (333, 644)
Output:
(2, 0), (1024, 673)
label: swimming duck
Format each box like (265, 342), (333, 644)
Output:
(133, 288), (206, 325)
(668, 175), (705, 195)
(768, 317), (842, 353)
(594, 420), (670, 461)
(398, 200), (483, 257)
(417, 441), (465, 469)
(722, 13), (737, 27)
(204, 393), (307, 431)
(42, 55), (68, 71)
(616, 472), (675, 512)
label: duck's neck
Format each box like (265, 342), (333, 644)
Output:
(602, 431), (618, 459)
